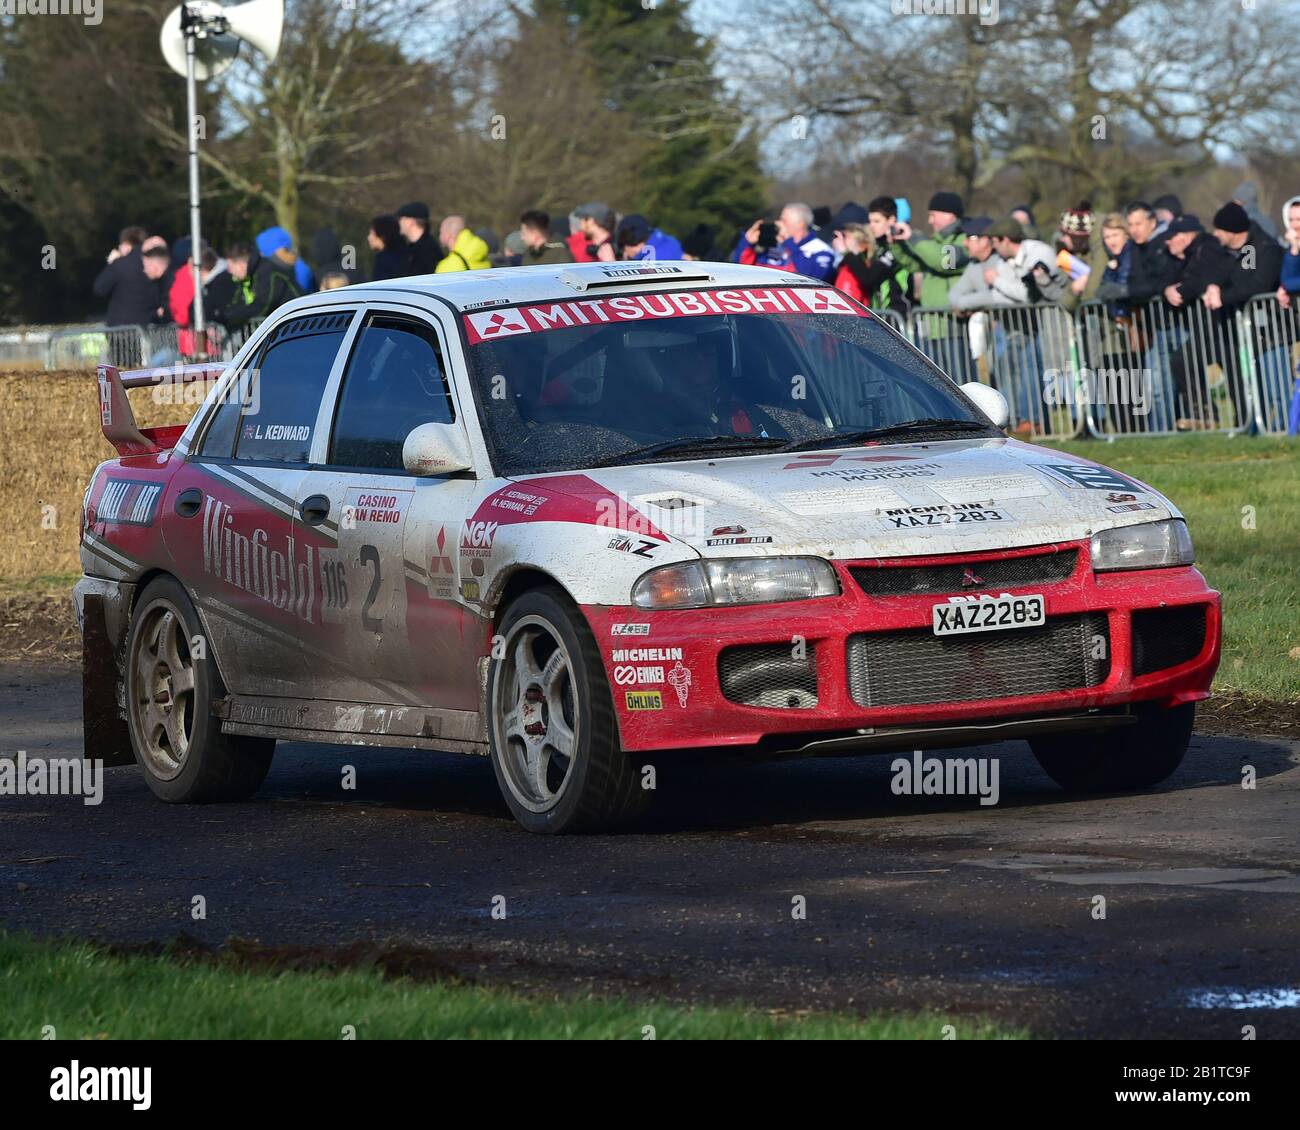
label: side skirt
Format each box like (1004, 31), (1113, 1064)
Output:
(214, 694), (489, 756)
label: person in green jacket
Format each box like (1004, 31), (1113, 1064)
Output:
(889, 191), (971, 380)
(864, 196), (915, 319)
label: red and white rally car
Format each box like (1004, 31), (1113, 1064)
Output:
(77, 262), (1221, 832)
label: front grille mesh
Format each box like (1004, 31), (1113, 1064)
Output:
(846, 613), (1110, 708)
(849, 549), (1078, 597)
(1132, 605), (1207, 676)
(719, 644), (818, 709)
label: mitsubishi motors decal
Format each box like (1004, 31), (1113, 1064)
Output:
(462, 287), (865, 344)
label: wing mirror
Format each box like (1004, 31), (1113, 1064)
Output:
(402, 421), (473, 476)
(960, 382), (1010, 430)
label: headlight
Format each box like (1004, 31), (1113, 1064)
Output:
(1091, 519), (1193, 572)
(632, 557), (840, 609)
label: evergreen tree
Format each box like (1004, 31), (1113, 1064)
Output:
(536, 0), (766, 243)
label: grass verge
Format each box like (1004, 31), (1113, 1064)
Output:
(1049, 435), (1298, 702)
(0, 933), (1022, 1040)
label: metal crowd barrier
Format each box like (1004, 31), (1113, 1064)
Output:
(37, 319), (264, 370)
(1236, 293), (1300, 435)
(1075, 298), (1254, 438)
(906, 303), (1085, 440)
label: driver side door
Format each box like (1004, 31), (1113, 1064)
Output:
(294, 310), (482, 709)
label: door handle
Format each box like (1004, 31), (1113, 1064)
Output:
(300, 494), (331, 526)
(175, 488), (203, 518)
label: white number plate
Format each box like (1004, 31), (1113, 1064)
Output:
(932, 594), (1045, 637)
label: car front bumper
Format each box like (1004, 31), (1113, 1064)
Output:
(585, 541), (1221, 754)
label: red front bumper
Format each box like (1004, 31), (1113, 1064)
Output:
(584, 540), (1222, 753)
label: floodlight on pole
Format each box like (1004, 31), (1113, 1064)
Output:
(159, 1), (283, 350)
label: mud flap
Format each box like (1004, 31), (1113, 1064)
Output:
(82, 592), (134, 767)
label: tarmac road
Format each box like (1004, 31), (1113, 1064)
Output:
(2, 662), (1298, 1038)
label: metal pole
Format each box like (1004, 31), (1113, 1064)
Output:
(185, 15), (206, 346)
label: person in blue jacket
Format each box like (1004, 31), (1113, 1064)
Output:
(256, 226), (315, 293)
(616, 214), (684, 261)
(732, 202), (835, 280)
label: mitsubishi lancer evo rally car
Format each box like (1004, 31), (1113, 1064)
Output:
(77, 261), (1221, 833)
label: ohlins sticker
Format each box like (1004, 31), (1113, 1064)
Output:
(202, 496), (316, 623)
(462, 287), (862, 343)
(625, 691), (663, 711)
(96, 479), (162, 526)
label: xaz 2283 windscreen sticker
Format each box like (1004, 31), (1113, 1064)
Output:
(462, 286), (865, 344)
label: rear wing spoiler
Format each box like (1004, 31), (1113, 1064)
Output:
(96, 362), (227, 456)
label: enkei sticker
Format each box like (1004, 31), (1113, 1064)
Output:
(614, 665), (664, 686)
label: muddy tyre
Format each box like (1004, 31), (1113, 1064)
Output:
(487, 587), (648, 833)
(124, 576), (274, 803)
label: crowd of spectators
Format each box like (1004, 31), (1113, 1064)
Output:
(91, 180), (1300, 433)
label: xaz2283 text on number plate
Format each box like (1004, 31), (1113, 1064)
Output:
(932, 594), (1045, 637)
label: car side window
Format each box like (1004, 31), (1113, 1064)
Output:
(329, 315), (455, 471)
(201, 312), (351, 462)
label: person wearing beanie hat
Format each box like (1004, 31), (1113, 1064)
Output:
(1211, 200), (1284, 308)
(1055, 201), (1105, 309)
(1211, 202), (1249, 235)
(928, 191), (964, 219)
(1161, 214), (1233, 428)
(1206, 198), (1284, 426)
(888, 190), (969, 371)
(1231, 181), (1278, 241)
(256, 226), (315, 293)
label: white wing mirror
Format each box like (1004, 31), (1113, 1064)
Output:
(402, 421), (473, 476)
(960, 382), (1009, 430)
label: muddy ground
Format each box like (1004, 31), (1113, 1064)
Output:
(2, 661), (1297, 1038)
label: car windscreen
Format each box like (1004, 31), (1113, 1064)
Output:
(460, 286), (994, 475)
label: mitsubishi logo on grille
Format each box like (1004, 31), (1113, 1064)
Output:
(961, 567), (985, 589)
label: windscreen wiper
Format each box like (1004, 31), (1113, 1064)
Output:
(587, 434), (788, 468)
(781, 418), (993, 452)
